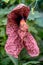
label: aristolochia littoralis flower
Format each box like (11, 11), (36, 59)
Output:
(5, 4), (39, 58)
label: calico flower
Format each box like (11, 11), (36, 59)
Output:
(5, 4), (39, 58)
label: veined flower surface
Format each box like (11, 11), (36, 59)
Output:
(5, 4), (39, 58)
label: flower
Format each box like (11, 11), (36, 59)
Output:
(5, 4), (39, 58)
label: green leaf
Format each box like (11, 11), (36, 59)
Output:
(29, 26), (38, 34)
(0, 6), (15, 18)
(1, 57), (10, 65)
(35, 18), (43, 27)
(23, 61), (40, 65)
(28, 11), (43, 20)
(2, 0), (9, 3)
(0, 27), (5, 37)
(8, 54), (18, 65)
(39, 40), (43, 53)
(21, 0), (25, 4)
(1, 47), (5, 56)
(0, 18), (7, 26)
(39, 56), (43, 61)
(10, 0), (16, 4)
(0, 8), (10, 18)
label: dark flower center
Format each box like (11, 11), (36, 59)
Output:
(15, 14), (26, 26)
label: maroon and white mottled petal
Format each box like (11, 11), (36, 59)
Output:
(18, 29), (27, 40)
(7, 4), (30, 21)
(18, 28), (39, 57)
(5, 18), (24, 58)
(5, 35), (24, 58)
(6, 18), (18, 36)
(23, 32), (39, 57)
(5, 3), (30, 58)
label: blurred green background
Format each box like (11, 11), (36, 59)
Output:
(0, 0), (43, 65)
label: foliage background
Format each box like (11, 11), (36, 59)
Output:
(0, 0), (43, 65)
